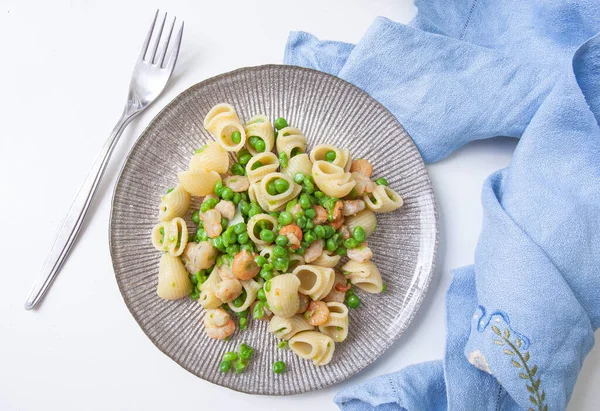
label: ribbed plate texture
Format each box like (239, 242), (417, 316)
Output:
(110, 65), (438, 395)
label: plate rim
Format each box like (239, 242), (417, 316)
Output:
(109, 63), (439, 395)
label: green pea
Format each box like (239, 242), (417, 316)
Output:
(201, 197), (219, 212)
(293, 172), (305, 184)
(334, 233), (344, 245)
(190, 210), (200, 225)
(226, 244), (240, 256)
(295, 247), (306, 256)
(347, 188), (358, 199)
(260, 269), (273, 281)
(344, 238), (359, 249)
(296, 216), (307, 229)
(234, 360), (248, 374)
(196, 228), (208, 242)
(251, 160), (264, 170)
(275, 178), (290, 193)
(196, 271), (208, 284)
(323, 225), (335, 239)
(254, 138), (266, 153)
(277, 341), (289, 350)
(326, 238), (337, 252)
(273, 361), (286, 374)
(221, 187), (234, 201)
(240, 243), (254, 253)
(263, 263), (274, 271)
(352, 226), (366, 243)
(275, 117), (288, 130)
(286, 199), (298, 213)
(235, 309), (248, 318)
(219, 360), (232, 373)
(324, 150), (337, 162)
(257, 288), (267, 302)
(335, 246), (347, 256)
(195, 145), (206, 154)
(275, 235), (289, 247)
(248, 204), (262, 218)
(190, 273), (199, 285)
(223, 352), (239, 362)
(221, 218), (229, 230)
(382, 284), (387, 292)
(240, 201), (251, 216)
(279, 152), (289, 168)
(231, 131), (242, 144)
(212, 236), (224, 250)
(265, 280), (272, 292)
(266, 180), (278, 196)
(304, 231), (317, 244)
(314, 225), (325, 239)
(273, 257), (289, 272)
(278, 211), (293, 226)
(232, 192), (241, 205)
(253, 301), (265, 319)
(375, 177), (388, 186)
(234, 222), (247, 234)
(314, 190), (324, 199)
(239, 343), (254, 360)
(231, 163), (246, 176)
(214, 180), (224, 195)
(299, 194), (312, 209)
(255, 256), (267, 267)
(190, 288), (200, 300)
(249, 136), (260, 148)
(237, 232), (249, 244)
(305, 220), (314, 230)
(304, 208), (316, 220)
(239, 151), (252, 166)
(273, 245), (287, 258)
(347, 294), (361, 309)
(227, 229), (238, 243)
(233, 294), (245, 308)
(260, 229), (275, 243)
(239, 317), (248, 330)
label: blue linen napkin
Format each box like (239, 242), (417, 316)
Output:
(285, 1), (600, 410)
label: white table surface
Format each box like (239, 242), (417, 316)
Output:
(1, 1), (598, 410)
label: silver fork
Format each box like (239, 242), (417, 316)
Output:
(24, 10), (184, 310)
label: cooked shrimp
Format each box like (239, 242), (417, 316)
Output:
(296, 293), (310, 314)
(215, 200), (235, 220)
(224, 175), (250, 192)
(290, 203), (303, 218)
(339, 225), (351, 240)
(312, 205), (328, 225)
(343, 200), (365, 216)
(304, 239), (324, 263)
(279, 224), (303, 250)
(214, 278), (243, 302)
(202, 209), (223, 238)
(329, 216), (345, 230)
(218, 263), (235, 280)
(232, 250), (260, 280)
(347, 242), (373, 263)
(331, 200), (344, 221)
(324, 271), (348, 303)
(352, 172), (376, 196)
(204, 308), (235, 340)
(181, 241), (217, 274)
(350, 159), (373, 177)
(304, 301), (330, 326)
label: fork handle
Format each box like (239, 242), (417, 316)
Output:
(24, 109), (138, 310)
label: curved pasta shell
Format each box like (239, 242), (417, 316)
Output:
(258, 172), (302, 212)
(312, 161), (355, 198)
(289, 253), (305, 271)
(282, 153), (313, 180)
(246, 152), (280, 183)
(200, 266), (222, 293)
(345, 209), (377, 237)
(177, 170), (221, 197)
(265, 274), (301, 318)
(341, 260), (383, 293)
(312, 250), (341, 269)
(199, 288), (222, 309)
(289, 331), (335, 366)
(157, 253), (192, 300)
(363, 185), (404, 213)
(246, 213), (278, 245)
(244, 114), (275, 155)
(151, 217), (188, 256)
(292, 265), (335, 301)
(203, 103), (246, 151)
(269, 315), (314, 340)
(158, 185), (191, 222)
(189, 141), (229, 174)
(228, 279), (261, 312)
(276, 127), (307, 158)
(318, 302), (349, 342)
(309, 144), (351, 170)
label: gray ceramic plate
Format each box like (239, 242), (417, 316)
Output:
(110, 64), (438, 395)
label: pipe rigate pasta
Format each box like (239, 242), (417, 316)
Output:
(158, 185), (190, 222)
(246, 213), (278, 245)
(276, 126), (307, 158)
(177, 169), (221, 197)
(345, 209), (377, 237)
(246, 152), (279, 183)
(257, 172), (302, 212)
(363, 184), (404, 213)
(203, 103), (246, 151)
(293, 265), (335, 301)
(312, 161), (356, 198)
(227, 279), (262, 312)
(151, 217), (188, 256)
(281, 153), (313, 180)
(265, 274), (301, 318)
(312, 250), (342, 269)
(189, 141), (229, 174)
(289, 331), (335, 366)
(341, 260), (384, 293)
(244, 114), (275, 155)
(157, 253), (192, 300)
(269, 315), (314, 340)
(309, 144), (351, 170)
(318, 302), (349, 342)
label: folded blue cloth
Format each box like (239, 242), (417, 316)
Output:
(285, 1), (600, 410)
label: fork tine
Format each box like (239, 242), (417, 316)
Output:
(156, 16), (176, 67)
(138, 10), (159, 62)
(163, 21), (184, 70)
(149, 12), (167, 64)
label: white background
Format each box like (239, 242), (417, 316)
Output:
(1, 1), (598, 410)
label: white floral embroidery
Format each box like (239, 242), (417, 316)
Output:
(468, 350), (492, 374)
